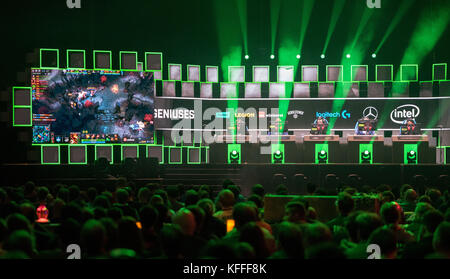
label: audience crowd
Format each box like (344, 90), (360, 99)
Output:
(0, 177), (449, 259)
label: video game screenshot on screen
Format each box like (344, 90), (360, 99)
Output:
(31, 69), (155, 144)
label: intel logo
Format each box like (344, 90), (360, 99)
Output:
(390, 104), (420, 124)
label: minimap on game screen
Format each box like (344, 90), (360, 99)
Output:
(31, 69), (155, 144)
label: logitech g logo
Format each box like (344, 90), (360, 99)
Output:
(341, 110), (351, 119)
(316, 110), (351, 119)
(67, 0), (81, 9)
(390, 104), (420, 124)
(363, 107), (379, 120)
(367, 0), (381, 9)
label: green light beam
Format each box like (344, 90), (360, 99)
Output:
(270, 0), (282, 56)
(236, 0), (248, 55)
(297, 0), (316, 53)
(322, 0), (347, 55)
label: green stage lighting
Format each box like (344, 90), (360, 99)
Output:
(361, 150), (372, 164)
(321, 54), (325, 59)
(296, 54), (301, 59)
(230, 150), (240, 164)
(372, 53), (377, 58)
(270, 54), (275, 59)
(273, 150), (284, 164)
(245, 55), (249, 60)
(407, 150), (417, 164)
(318, 150), (328, 164)
(346, 54), (351, 59)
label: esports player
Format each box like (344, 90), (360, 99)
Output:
(401, 118), (418, 135)
(311, 117), (329, 135)
(355, 117), (376, 135)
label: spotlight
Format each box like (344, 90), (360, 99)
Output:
(230, 150), (240, 164)
(320, 54), (325, 59)
(270, 54), (275, 59)
(372, 53), (377, 58)
(318, 150), (328, 164)
(296, 54), (301, 59)
(346, 54), (351, 59)
(245, 55), (249, 60)
(407, 150), (417, 164)
(361, 150), (372, 164)
(273, 150), (284, 164)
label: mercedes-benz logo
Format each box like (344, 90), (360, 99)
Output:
(363, 107), (378, 120)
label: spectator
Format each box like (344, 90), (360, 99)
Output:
(213, 190), (235, 222)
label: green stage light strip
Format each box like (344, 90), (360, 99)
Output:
(395, 3), (450, 82)
(236, 0), (248, 56)
(322, 0), (347, 55)
(297, 0), (316, 54)
(374, 0), (415, 55)
(270, 0), (282, 56)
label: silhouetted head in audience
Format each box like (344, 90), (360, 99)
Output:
(166, 185), (180, 200)
(423, 210), (444, 236)
(426, 189), (442, 207)
(380, 202), (402, 226)
(107, 207), (123, 222)
(36, 187), (49, 204)
(117, 216), (143, 254)
(140, 205), (158, 230)
(87, 187), (97, 203)
(400, 184), (413, 200)
(115, 188), (129, 204)
(284, 201), (306, 224)
(185, 190), (199, 207)
(93, 195), (111, 209)
(57, 187), (69, 203)
(345, 211), (363, 243)
(197, 199), (215, 217)
(405, 189), (418, 203)
(172, 208), (196, 236)
(276, 184), (288, 195)
(222, 179), (235, 190)
(376, 184), (392, 193)
(251, 184), (265, 198)
(433, 221), (450, 258)
(276, 221), (304, 259)
(6, 213), (31, 233)
(19, 203), (35, 224)
(154, 189), (169, 205)
(150, 194), (164, 207)
(233, 202), (257, 230)
(80, 219), (106, 258)
(186, 205), (205, 235)
(23, 181), (36, 197)
(418, 195), (432, 204)
(4, 230), (35, 258)
(217, 189), (235, 210)
(306, 242), (346, 259)
(381, 191), (395, 205)
(68, 185), (80, 202)
(239, 222), (270, 258)
(160, 224), (184, 259)
(227, 185), (242, 201)
(204, 239), (238, 259)
(304, 222), (333, 248)
(413, 202), (434, 223)
(355, 212), (383, 243)
(368, 227), (397, 259)
(336, 192), (354, 217)
(247, 195), (263, 209)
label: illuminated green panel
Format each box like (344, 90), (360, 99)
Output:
(400, 64), (418, 82)
(187, 147), (201, 164)
(326, 65), (343, 82)
(271, 144), (285, 164)
(351, 65), (368, 82)
(277, 66), (295, 82)
(95, 144), (114, 164)
(66, 49), (86, 69)
(432, 63), (447, 81)
(376, 65), (393, 82)
(301, 65), (319, 82)
(168, 64), (182, 81)
(119, 51), (138, 71)
(227, 144), (241, 164)
(41, 145), (60, 165)
(359, 144), (373, 164)
(93, 50), (112, 70)
(404, 144), (418, 165)
(145, 51), (163, 73)
(168, 146), (183, 164)
(187, 65), (201, 81)
(315, 144), (328, 164)
(12, 87), (32, 127)
(252, 66), (270, 83)
(68, 144), (87, 165)
(121, 144), (139, 161)
(205, 66), (219, 83)
(228, 66), (245, 82)
(40, 48), (59, 69)
(146, 144), (164, 164)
